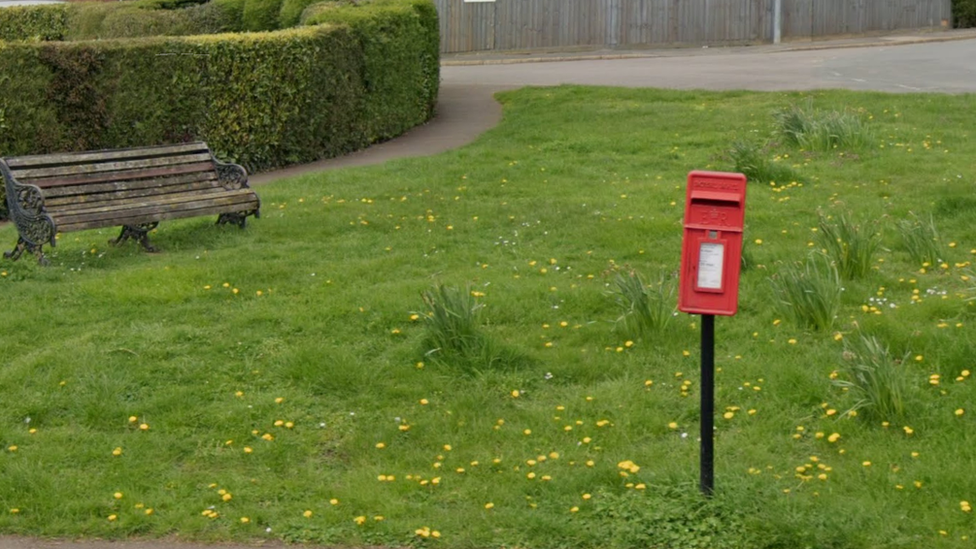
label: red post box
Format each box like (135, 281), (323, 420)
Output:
(678, 171), (747, 316)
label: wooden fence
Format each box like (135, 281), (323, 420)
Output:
(434, 0), (953, 53)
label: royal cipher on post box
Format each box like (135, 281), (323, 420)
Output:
(678, 171), (747, 316)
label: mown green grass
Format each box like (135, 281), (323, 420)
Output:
(1, 86), (975, 548)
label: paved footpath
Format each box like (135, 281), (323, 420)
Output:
(4, 28), (976, 549)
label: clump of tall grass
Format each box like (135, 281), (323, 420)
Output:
(729, 139), (801, 185)
(895, 211), (945, 266)
(419, 284), (527, 373)
(814, 211), (882, 280)
(774, 102), (874, 152)
(834, 335), (912, 422)
(769, 253), (843, 331)
(610, 270), (675, 339)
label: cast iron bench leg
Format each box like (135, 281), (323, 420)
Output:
(110, 223), (160, 253)
(4, 236), (48, 265)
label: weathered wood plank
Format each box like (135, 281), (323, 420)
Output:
(22, 162), (216, 190)
(38, 171), (218, 199)
(11, 154), (214, 180)
(53, 191), (258, 229)
(4, 142), (211, 169)
(45, 184), (229, 211)
(56, 197), (259, 233)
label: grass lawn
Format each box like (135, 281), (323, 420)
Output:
(1, 85), (975, 549)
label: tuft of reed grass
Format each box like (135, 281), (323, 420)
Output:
(610, 270), (675, 339)
(419, 284), (527, 373)
(769, 253), (843, 331)
(814, 211), (882, 280)
(834, 335), (911, 422)
(728, 139), (801, 186)
(895, 211), (945, 267)
(773, 102), (874, 152)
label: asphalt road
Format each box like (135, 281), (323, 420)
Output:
(443, 35), (976, 94)
(4, 30), (976, 549)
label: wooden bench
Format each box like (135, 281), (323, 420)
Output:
(1, 142), (260, 264)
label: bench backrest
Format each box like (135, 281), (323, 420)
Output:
(4, 142), (225, 216)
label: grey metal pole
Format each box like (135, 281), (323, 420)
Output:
(773, 0), (782, 44)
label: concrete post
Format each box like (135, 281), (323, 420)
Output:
(773, 0), (782, 44)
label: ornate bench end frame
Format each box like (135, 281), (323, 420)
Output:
(2, 160), (57, 264)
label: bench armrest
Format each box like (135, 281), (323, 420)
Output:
(215, 159), (250, 190)
(1, 160), (56, 249)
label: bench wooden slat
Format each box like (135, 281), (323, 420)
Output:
(11, 153), (215, 180)
(4, 142), (211, 169)
(39, 171), (218, 199)
(44, 180), (224, 209)
(48, 187), (233, 214)
(55, 193), (259, 232)
(52, 189), (257, 221)
(25, 162), (217, 190)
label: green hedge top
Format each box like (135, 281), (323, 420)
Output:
(0, 0), (438, 162)
(0, 4), (68, 41)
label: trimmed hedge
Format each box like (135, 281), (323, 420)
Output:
(278, 0), (323, 28)
(955, 0), (976, 27)
(0, 1), (439, 220)
(213, 0), (248, 31)
(241, 0), (283, 31)
(0, 5), (68, 42)
(304, 0), (440, 142)
(67, 3), (233, 40)
(0, 26), (366, 168)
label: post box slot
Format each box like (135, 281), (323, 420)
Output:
(689, 190), (741, 205)
(690, 197), (739, 209)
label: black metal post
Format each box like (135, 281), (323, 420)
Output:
(700, 314), (715, 496)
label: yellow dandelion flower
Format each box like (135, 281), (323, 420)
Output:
(354, 516), (367, 525)
(303, 510), (313, 518)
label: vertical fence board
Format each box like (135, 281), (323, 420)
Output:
(433, 0), (952, 53)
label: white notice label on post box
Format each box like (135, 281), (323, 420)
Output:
(697, 242), (725, 290)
